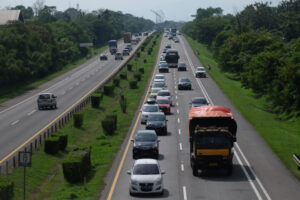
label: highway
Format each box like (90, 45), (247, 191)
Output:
(0, 35), (147, 164)
(104, 35), (300, 200)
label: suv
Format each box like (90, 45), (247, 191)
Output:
(37, 93), (57, 110)
(141, 104), (159, 124)
(156, 90), (172, 106)
(122, 49), (130, 56)
(131, 130), (160, 159)
(195, 66), (206, 78)
(146, 112), (168, 135)
(115, 52), (123, 60)
(178, 77), (192, 90)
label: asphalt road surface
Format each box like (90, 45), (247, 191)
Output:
(105, 35), (300, 200)
(0, 35), (147, 163)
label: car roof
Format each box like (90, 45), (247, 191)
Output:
(143, 103), (158, 107)
(148, 111), (165, 116)
(137, 130), (156, 135)
(39, 93), (53, 95)
(155, 74), (165, 77)
(158, 89), (169, 93)
(156, 97), (169, 101)
(135, 159), (158, 165)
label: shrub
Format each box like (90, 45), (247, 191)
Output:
(73, 112), (83, 128)
(103, 84), (114, 95)
(91, 93), (101, 108)
(144, 59), (147, 63)
(136, 52), (141, 57)
(141, 46), (145, 51)
(44, 137), (60, 154)
(102, 115), (117, 135)
(138, 68), (144, 74)
(52, 132), (68, 151)
(62, 149), (91, 183)
(129, 80), (138, 89)
(119, 72), (127, 80)
(127, 64), (132, 71)
(134, 72), (142, 81)
(119, 95), (127, 113)
(113, 78), (120, 87)
(0, 177), (13, 200)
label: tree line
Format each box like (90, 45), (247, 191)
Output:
(0, 5), (154, 89)
(183, 0), (300, 114)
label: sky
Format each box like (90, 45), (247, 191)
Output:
(1, 0), (283, 22)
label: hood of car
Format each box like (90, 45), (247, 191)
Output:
(134, 141), (157, 147)
(131, 174), (161, 183)
(146, 121), (165, 128)
(179, 82), (190, 85)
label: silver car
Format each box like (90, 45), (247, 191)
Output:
(141, 104), (159, 124)
(127, 159), (165, 196)
(37, 93), (57, 110)
(154, 74), (165, 83)
(156, 90), (172, 106)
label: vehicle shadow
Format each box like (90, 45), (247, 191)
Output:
(194, 164), (255, 182)
(132, 189), (170, 198)
(157, 154), (164, 161)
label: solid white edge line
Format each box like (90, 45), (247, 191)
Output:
(183, 186), (187, 200)
(180, 35), (270, 200)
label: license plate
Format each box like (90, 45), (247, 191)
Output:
(209, 163), (218, 167)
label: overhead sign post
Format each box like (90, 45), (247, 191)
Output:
(19, 151), (32, 200)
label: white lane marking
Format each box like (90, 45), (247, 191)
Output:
(175, 90), (178, 94)
(176, 95), (178, 99)
(236, 143), (272, 200)
(69, 87), (73, 90)
(76, 82), (79, 86)
(61, 91), (66, 95)
(177, 118), (180, 123)
(176, 102), (179, 106)
(181, 164), (184, 171)
(177, 109), (179, 114)
(180, 36), (271, 200)
(11, 120), (19, 126)
(178, 129), (181, 135)
(27, 110), (36, 116)
(183, 186), (187, 200)
(179, 143), (182, 150)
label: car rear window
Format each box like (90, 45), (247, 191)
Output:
(135, 133), (157, 142)
(148, 114), (165, 121)
(133, 164), (159, 175)
(39, 94), (50, 99)
(157, 91), (170, 96)
(143, 105), (159, 112)
(157, 99), (169, 104)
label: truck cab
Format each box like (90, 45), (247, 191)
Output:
(188, 106), (237, 176)
(108, 40), (118, 55)
(165, 49), (179, 68)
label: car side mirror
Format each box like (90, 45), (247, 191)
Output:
(161, 170), (166, 174)
(127, 170), (131, 175)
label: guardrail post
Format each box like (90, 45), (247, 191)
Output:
(13, 156), (16, 168)
(40, 135), (42, 144)
(0, 165), (2, 175)
(35, 139), (37, 149)
(6, 161), (8, 175)
(30, 143), (33, 153)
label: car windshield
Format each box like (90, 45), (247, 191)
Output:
(197, 67), (205, 71)
(143, 105), (159, 112)
(180, 78), (190, 83)
(152, 82), (164, 88)
(148, 114), (165, 121)
(196, 134), (231, 149)
(39, 94), (50, 99)
(167, 52), (178, 56)
(157, 91), (170, 96)
(133, 164), (159, 175)
(157, 99), (169, 104)
(155, 75), (164, 80)
(160, 63), (168, 67)
(192, 98), (207, 104)
(135, 133), (157, 142)
(179, 63), (186, 67)
(151, 89), (160, 93)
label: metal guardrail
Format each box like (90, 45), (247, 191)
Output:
(0, 34), (151, 175)
(293, 154), (300, 170)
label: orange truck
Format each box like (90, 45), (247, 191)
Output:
(188, 106), (237, 176)
(123, 32), (132, 43)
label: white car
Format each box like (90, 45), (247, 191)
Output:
(154, 74), (165, 83)
(156, 90), (172, 106)
(127, 159), (165, 196)
(195, 66), (206, 78)
(141, 104), (159, 124)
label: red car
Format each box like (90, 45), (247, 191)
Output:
(156, 97), (171, 114)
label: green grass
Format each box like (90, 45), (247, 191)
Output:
(0, 46), (107, 104)
(185, 35), (300, 180)
(7, 33), (162, 200)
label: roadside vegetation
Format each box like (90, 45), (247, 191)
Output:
(182, 0), (300, 179)
(0, 4), (154, 104)
(2, 32), (161, 200)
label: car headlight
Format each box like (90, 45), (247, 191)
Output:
(152, 143), (158, 148)
(156, 179), (162, 185)
(131, 180), (138, 185)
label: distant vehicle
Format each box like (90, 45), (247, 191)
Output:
(168, 35), (173, 40)
(154, 74), (165, 82)
(195, 67), (207, 78)
(165, 44), (171, 48)
(159, 63), (169, 73)
(171, 28), (177, 36)
(152, 82), (165, 90)
(143, 32), (149, 36)
(149, 88), (162, 99)
(165, 49), (180, 68)
(190, 97), (209, 107)
(37, 93), (57, 110)
(177, 30), (182, 35)
(115, 52), (123, 60)
(146, 112), (168, 135)
(141, 104), (159, 124)
(156, 90), (172, 106)
(123, 32), (132, 43)
(156, 97), (171, 114)
(162, 48), (168, 53)
(178, 77), (192, 90)
(146, 98), (157, 104)
(99, 53), (108, 60)
(131, 130), (160, 159)
(122, 49), (130, 56)
(127, 159), (165, 195)
(108, 40), (118, 55)
(177, 62), (187, 71)
(174, 38), (179, 43)
(125, 44), (132, 51)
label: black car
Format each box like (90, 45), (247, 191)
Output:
(146, 112), (167, 135)
(159, 63), (169, 73)
(100, 53), (108, 60)
(178, 77), (192, 90)
(190, 97), (208, 107)
(132, 130), (160, 159)
(123, 49), (130, 56)
(178, 62), (187, 71)
(146, 98), (156, 104)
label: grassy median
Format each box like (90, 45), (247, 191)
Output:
(8, 33), (162, 200)
(185, 35), (300, 180)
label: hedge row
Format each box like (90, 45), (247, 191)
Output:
(101, 114), (117, 135)
(0, 177), (13, 200)
(44, 132), (68, 154)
